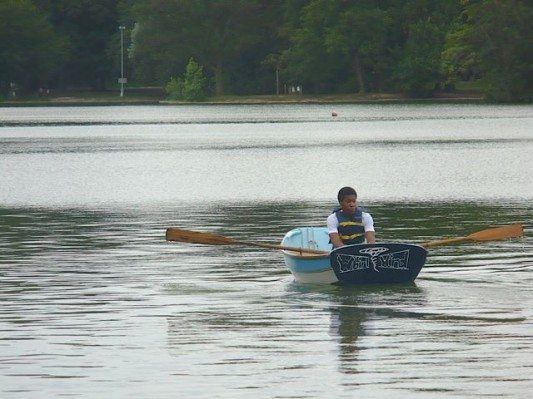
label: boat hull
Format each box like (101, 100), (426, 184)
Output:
(281, 227), (336, 284)
(282, 251), (338, 284)
(281, 228), (428, 285)
(331, 243), (427, 284)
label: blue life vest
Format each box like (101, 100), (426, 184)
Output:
(334, 207), (365, 245)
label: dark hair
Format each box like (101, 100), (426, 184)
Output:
(337, 186), (357, 203)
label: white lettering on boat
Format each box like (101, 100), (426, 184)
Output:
(336, 254), (370, 272)
(359, 247), (389, 257)
(375, 250), (409, 271)
(336, 247), (410, 273)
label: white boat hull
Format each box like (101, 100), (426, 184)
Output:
(281, 227), (336, 284)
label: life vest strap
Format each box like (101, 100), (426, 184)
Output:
(340, 233), (364, 240)
(339, 221), (364, 227)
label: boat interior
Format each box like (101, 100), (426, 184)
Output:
(281, 227), (333, 258)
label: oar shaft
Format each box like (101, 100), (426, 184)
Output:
(234, 240), (329, 254)
(165, 227), (329, 254)
(421, 236), (468, 248)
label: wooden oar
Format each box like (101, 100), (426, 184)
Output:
(165, 227), (329, 255)
(420, 224), (524, 248)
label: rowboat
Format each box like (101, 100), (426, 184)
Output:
(165, 224), (523, 285)
(281, 227), (428, 285)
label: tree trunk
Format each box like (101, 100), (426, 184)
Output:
(214, 63), (224, 96)
(94, 75), (106, 91)
(353, 53), (366, 94)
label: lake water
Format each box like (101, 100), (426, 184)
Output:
(1, 104), (532, 398)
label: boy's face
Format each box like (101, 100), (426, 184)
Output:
(340, 195), (357, 214)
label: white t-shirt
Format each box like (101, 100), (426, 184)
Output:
(327, 211), (375, 234)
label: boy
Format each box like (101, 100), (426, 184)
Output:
(327, 186), (375, 248)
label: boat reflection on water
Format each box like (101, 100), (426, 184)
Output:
(290, 282), (427, 374)
(330, 284), (427, 375)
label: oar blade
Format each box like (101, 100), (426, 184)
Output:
(468, 224), (524, 242)
(420, 223), (524, 248)
(166, 228), (235, 245)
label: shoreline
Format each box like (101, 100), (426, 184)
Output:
(0, 91), (488, 107)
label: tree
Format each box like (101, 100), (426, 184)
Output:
(394, 20), (444, 97)
(130, 0), (269, 95)
(0, 0), (65, 95)
(325, 3), (392, 93)
(182, 58), (206, 101)
(282, 0), (394, 94)
(165, 58), (207, 101)
(384, 0), (461, 97)
(34, 0), (119, 90)
(442, 17), (480, 87)
(165, 77), (184, 101)
(282, 0), (346, 93)
(444, 0), (532, 102)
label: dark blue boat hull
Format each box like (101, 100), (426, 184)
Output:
(330, 243), (427, 285)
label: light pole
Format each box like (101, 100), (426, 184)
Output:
(119, 25), (125, 97)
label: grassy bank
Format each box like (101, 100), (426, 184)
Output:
(1, 88), (484, 107)
(188, 91), (484, 105)
(0, 89), (162, 107)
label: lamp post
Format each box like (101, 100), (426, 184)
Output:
(119, 25), (125, 97)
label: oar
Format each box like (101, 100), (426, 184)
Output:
(165, 227), (329, 255)
(420, 224), (524, 248)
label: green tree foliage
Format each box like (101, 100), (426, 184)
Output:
(325, 4), (392, 93)
(442, 19), (479, 87)
(130, 0), (273, 95)
(444, 0), (532, 102)
(34, 0), (119, 90)
(165, 77), (184, 101)
(394, 20), (444, 97)
(165, 58), (207, 101)
(281, 0), (341, 93)
(282, 0), (451, 95)
(1, 0), (531, 101)
(182, 59), (207, 101)
(389, 0), (461, 97)
(0, 0), (65, 95)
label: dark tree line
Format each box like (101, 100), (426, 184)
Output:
(1, 0), (531, 101)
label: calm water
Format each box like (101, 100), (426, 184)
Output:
(1, 104), (532, 398)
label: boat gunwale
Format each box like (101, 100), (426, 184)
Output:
(282, 250), (330, 259)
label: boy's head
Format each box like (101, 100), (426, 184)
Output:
(337, 186), (357, 214)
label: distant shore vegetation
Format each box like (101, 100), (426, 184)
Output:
(1, 0), (531, 103)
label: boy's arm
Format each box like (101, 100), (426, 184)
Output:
(365, 231), (376, 244)
(327, 213), (344, 248)
(329, 233), (345, 248)
(363, 212), (376, 244)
